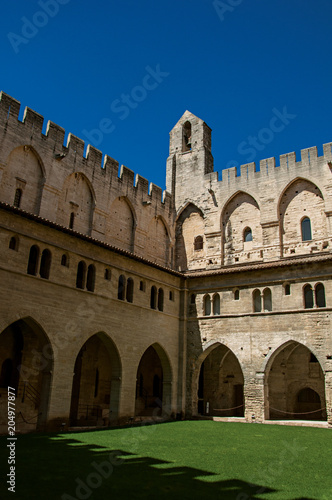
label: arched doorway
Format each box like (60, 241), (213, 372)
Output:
(196, 344), (244, 417)
(0, 318), (53, 431)
(135, 344), (172, 418)
(266, 341), (326, 421)
(69, 333), (121, 427)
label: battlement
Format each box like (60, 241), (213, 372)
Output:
(0, 91), (170, 207)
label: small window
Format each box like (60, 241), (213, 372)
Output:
(244, 227), (252, 242)
(69, 212), (75, 230)
(76, 261), (86, 289)
(253, 289), (261, 312)
(234, 289), (240, 301)
(9, 236), (18, 251)
(169, 291), (174, 301)
(118, 275), (126, 300)
(126, 278), (134, 303)
(86, 264), (96, 292)
(213, 294), (220, 315)
(204, 295), (211, 316)
(182, 121), (192, 152)
(263, 288), (272, 312)
(158, 288), (164, 311)
(190, 293), (196, 304)
(104, 268), (111, 280)
(304, 284), (313, 309)
(40, 249), (52, 279)
(301, 217), (312, 241)
(194, 236), (204, 251)
(139, 280), (145, 292)
(284, 284), (291, 295)
(315, 283), (326, 308)
(150, 286), (157, 309)
(14, 188), (22, 208)
(61, 254), (69, 267)
(27, 245), (40, 276)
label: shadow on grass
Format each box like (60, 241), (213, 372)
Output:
(0, 432), (278, 500)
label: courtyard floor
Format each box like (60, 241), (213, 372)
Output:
(0, 420), (331, 499)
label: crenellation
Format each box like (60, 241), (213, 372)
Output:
(85, 144), (103, 167)
(323, 142), (332, 160)
(259, 156), (276, 176)
(45, 120), (65, 146)
(119, 164), (135, 187)
(0, 91), (20, 120)
(148, 182), (163, 203)
(65, 133), (85, 156)
(22, 107), (44, 132)
(135, 173), (149, 194)
(301, 146), (318, 165)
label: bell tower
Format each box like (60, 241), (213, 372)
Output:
(166, 111), (214, 211)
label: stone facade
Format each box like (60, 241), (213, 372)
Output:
(0, 92), (331, 432)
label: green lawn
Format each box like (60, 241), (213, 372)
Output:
(1, 421), (331, 500)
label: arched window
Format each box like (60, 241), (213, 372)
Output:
(304, 284), (314, 309)
(315, 283), (326, 308)
(14, 188), (22, 208)
(213, 294), (220, 315)
(253, 289), (261, 312)
(27, 245), (39, 276)
(158, 288), (164, 311)
(86, 264), (96, 292)
(76, 261), (86, 289)
(244, 227), (253, 242)
(169, 291), (174, 301)
(61, 254), (69, 267)
(118, 275), (126, 300)
(0, 358), (13, 388)
(150, 286), (157, 309)
(182, 121), (192, 152)
(40, 249), (52, 279)
(204, 295), (211, 316)
(104, 268), (111, 280)
(69, 212), (75, 230)
(263, 288), (272, 311)
(139, 280), (145, 291)
(284, 283), (291, 295)
(194, 236), (204, 251)
(126, 278), (134, 303)
(301, 217), (312, 241)
(234, 289), (240, 300)
(9, 236), (18, 251)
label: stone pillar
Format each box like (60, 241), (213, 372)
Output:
(244, 372), (265, 423)
(325, 369), (332, 427)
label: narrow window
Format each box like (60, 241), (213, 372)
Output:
(14, 188), (22, 208)
(94, 368), (99, 398)
(139, 280), (145, 291)
(40, 249), (52, 279)
(61, 254), (68, 267)
(190, 293), (196, 304)
(169, 291), (174, 301)
(104, 268), (111, 280)
(244, 227), (253, 242)
(182, 121), (192, 152)
(27, 245), (39, 276)
(158, 288), (164, 311)
(126, 278), (134, 303)
(304, 284), (314, 309)
(194, 236), (203, 251)
(118, 275), (126, 300)
(213, 294), (220, 315)
(204, 295), (211, 316)
(301, 217), (312, 241)
(284, 284), (291, 295)
(315, 283), (326, 308)
(150, 286), (157, 309)
(86, 264), (96, 292)
(9, 236), (18, 251)
(76, 261), (86, 289)
(234, 289), (240, 300)
(263, 288), (272, 311)
(253, 289), (261, 312)
(69, 212), (75, 230)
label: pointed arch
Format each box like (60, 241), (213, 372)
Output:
(106, 196), (136, 252)
(221, 190), (262, 265)
(146, 216), (171, 267)
(175, 202), (206, 271)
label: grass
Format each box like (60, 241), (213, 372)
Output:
(0, 420), (331, 500)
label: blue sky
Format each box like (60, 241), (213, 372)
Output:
(1, 0), (332, 189)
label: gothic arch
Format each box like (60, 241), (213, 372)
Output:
(264, 340), (326, 421)
(69, 332), (122, 426)
(57, 172), (95, 235)
(221, 190), (262, 265)
(0, 145), (45, 214)
(106, 196), (136, 252)
(146, 215), (171, 267)
(175, 202), (206, 271)
(278, 177), (326, 256)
